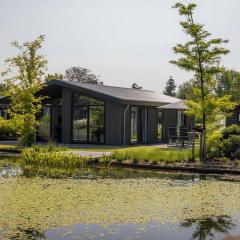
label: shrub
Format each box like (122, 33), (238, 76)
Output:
(222, 135), (240, 159)
(0, 118), (17, 140)
(222, 124), (240, 139)
(207, 124), (240, 160)
(207, 131), (223, 159)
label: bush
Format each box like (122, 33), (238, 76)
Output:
(222, 135), (240, 159)
(0, 118), (17, 140)
(207, 124), (240, 160)
(222, 124), (240, 139)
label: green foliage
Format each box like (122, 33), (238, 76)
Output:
(177, 79), (195, 100)
(112, 147), (196, 164)
(0, 117), (17, 140)
(21, 146), (111, 168)
(45, 73), (64, 81)
(163, 76), (176, 97)
(215, 69), (240, 103)
(207, 125), (240, 160)
(1, 35), (47, 146)
(171, 2), (236, 161)
(0, 83), (5, 95)
(30, 143), (67, 153)
(222, 124), (240, 139)
(65, 67), (103, 85)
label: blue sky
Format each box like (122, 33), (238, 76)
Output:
(1, 0), (239, 91)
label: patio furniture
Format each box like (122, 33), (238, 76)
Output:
(168, 127), (178, 146)
(179, 127), (190, 147)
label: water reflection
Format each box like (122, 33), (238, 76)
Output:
(21, 165), (216, 183)
(6, 228), (46, 240)
(181, 215), (235, 240)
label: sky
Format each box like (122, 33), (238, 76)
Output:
(1, 0), (240, 92)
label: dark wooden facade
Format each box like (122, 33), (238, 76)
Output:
(1, 80), (188, 145)
(40, 85), (161, 145)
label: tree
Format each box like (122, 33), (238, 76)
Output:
(1, 35), (47, 146)
(215, 69), (240, 103)
(163, 76), (176, 97)
(65, 67), (103, 85)
(131, 83), (142, 90)
(177, 80), (195, 100)
(45, 73), (64, 81)
(181, 216), (234, 240)
(0, 83), (5, 95)
(170, 3), (236, 161)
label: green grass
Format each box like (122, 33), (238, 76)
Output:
(112, 147), (197, 164)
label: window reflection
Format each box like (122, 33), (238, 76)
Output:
(37, 107), (51, 141)
(72, 93), (104, 143)
(72, 107), (88, 142)
(89, 106), (104, 143)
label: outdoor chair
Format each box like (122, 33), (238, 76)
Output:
(168, 127), (178, 146)
(179, 127), (190, 147)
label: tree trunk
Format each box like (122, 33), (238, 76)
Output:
(201, 113), (207, 162)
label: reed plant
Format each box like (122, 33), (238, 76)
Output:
(21, 148), (111, 168)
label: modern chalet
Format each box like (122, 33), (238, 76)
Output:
(0, 80), (195, 145)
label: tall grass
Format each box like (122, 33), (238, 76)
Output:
(112, 147), (197, 164)
(21, 147), (111, 168)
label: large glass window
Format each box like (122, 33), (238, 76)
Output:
(72, 93), (104, 143)
(130, 107), (147, 143)
(89, 106), (104, 143)
(72, 107), (88, 142)
(131, 107), (139, 143)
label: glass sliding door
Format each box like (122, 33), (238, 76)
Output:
(72, 93), (104, 144)
(131, 107), (147, 143)
(72, 106), (88, 142)
(131, 107), (139, 143)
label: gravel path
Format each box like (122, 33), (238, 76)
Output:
(67, 151), (112, 158)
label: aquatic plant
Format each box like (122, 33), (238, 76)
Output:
(1, 176), (240, 239)
(21, 148), (111, 168)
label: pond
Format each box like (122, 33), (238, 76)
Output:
(1, 156), (240, 240)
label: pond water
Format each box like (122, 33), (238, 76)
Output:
(1, 156), (240, 240)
